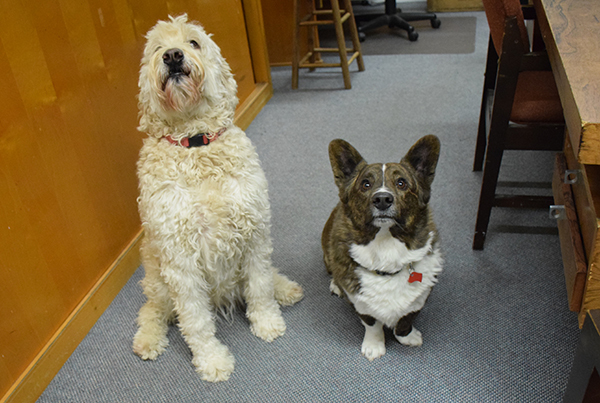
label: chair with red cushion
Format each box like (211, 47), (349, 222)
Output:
(472, 0), (565, 250)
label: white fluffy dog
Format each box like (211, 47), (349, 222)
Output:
(132, 14), (303, 382)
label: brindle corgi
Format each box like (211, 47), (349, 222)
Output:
(321, 135), (442, 360)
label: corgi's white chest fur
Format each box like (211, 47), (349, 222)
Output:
(346, 226), (443, 328)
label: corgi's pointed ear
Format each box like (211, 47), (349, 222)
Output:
(328, 139), (366, 201)
(329, 139), (366, 182)
(402, 135), (440, 187)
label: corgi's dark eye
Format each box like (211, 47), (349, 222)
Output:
(361, 179), (371, 190)
(396, 178), (408, 190)
(190, 40), (200, 49)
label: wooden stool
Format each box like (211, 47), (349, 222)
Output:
(292, 0), (365, 89)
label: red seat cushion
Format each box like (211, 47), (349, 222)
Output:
(512, 71), (564, 123)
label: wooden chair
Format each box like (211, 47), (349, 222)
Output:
(292, 0), (365, 89)
(472, 0), (565, 250)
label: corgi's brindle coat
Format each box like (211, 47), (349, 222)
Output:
(322, 135), (443, 360)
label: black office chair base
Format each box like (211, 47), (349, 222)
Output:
(355, 0), (440, 42)
(358, 14), (420, 41)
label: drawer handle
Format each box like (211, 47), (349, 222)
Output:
(564, 170), (580, 185)
(549, 205), (566, 220)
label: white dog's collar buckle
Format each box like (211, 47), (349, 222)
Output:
(164, 128), (226, 148)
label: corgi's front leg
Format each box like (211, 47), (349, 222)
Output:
(359, 314), (386, 360)
(394, 310), (423, 347)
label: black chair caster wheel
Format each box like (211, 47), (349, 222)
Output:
(431, 18), (441, 29)
(408, 31), (419, 41)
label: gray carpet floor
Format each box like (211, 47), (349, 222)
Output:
(38, 10), (580, 403)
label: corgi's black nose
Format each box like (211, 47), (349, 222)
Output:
(373, 191), (394, 211)
(163, 48), (184, 67)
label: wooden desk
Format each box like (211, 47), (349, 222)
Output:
(536, 0), (600, 326)
(535, 0), (600, 165)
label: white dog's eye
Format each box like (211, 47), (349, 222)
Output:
(155, 46), (161, 53)
(190, 40), (200, 49)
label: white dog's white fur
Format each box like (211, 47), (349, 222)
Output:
(132, 14), (303, 382)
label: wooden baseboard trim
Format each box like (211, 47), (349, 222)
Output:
(2, 229), (144, 403)
(234, 82), (273, 130)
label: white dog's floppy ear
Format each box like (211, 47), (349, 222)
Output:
(200, 40), (237, 103)
(202, 61), (225, 99)
(329, 139), (367, 203)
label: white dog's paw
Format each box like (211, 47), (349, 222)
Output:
(274, 273), (304, 306)
(248, 308), (286, 342)
(395, 327), (423, 347)
(193, 344), (235, 382)
(132, 330), (169, 360)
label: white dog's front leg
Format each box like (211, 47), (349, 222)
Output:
(163, 256), (235, 382)
(133, 238), (174, 361)
(242, 247), (286, 342)
(361, 318), (386, 361)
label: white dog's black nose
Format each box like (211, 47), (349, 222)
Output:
(373, 191), (394, 211)
(163, 48), (184, 67)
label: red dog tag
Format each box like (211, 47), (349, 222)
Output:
(408, 272), (423, 283)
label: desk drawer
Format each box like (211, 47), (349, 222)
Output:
(563, 137), (599, 259)
(553, 153), (587, 312)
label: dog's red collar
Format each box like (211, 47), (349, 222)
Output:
(164, 128), (226, 148)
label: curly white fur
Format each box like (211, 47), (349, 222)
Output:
(132, 14), (303, 382)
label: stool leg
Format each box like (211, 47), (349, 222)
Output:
(343, 0), (365, 72)
(292, 0), (301, 89)
(309, 0), (320, 70)
(331, 0), (351, 89)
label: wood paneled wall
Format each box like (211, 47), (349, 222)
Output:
(261, 0), (309, 66)
(0, 0), (271, 401)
